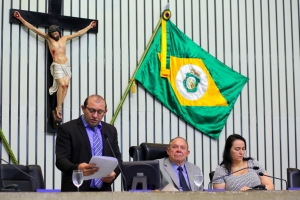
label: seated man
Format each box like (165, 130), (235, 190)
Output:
(157, 137), (202, 191)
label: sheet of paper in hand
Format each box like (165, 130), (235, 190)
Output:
(83, 156), (118, 180)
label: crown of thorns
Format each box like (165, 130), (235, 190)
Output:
(48, 25), (60, 34)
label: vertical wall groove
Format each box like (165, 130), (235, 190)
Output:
(282, 0), (289, 168)
(260, 0), (267, 169)
(253, 0), (258, 160)
(291, 0), (298, 168)
(275, 0), (283, 189)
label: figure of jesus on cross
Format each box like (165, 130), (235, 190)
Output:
(14, 11), (96, 121)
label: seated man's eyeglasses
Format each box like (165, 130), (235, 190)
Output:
(85, 106), (106, 115)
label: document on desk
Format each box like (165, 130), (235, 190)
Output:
(161, 183), (179, 191)
(83, 156), (118, 180)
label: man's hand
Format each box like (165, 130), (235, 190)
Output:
(101, 171), (116, 183)
(78, 163), (99, 176)
(90, 21), (96, 28)
(14, 11), (21, 19)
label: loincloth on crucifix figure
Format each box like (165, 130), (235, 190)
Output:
(48, 58), (71, 122)
(14, 11), (96, 123)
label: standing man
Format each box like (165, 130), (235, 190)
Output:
(157, 137), (202, 191)
(55, 94), (122, 191)
(13, 11), (96, 121)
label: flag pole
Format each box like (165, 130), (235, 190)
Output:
(0, 128), (18, 164)
(110, 17), (163, 125)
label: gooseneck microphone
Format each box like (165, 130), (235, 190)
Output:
(0, 158), (38, 191)
(258, 172), (287, 190)
(103, 133), (128, 191)
(208, 166), (259, 189)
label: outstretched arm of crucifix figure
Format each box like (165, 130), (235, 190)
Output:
(66, 21), (96, 40)
(13, 11), (49, 39)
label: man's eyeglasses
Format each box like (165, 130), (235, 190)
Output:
(85, 106), (106, 115)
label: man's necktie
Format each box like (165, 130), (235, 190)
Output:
(93, 128), (103, 188)
(177, 166), (190, 191)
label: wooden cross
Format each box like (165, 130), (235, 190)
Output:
(9, 0), (98, 133)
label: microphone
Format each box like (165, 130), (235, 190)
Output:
(0, 158), (38, 191)
(103, 133), (128, 191)
(208, 166), (259, 189)
(258, 172), (287, 190)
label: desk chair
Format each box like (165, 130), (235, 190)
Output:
(0, 164), (45, 191)
(129, 143), (169, 161)
(209, 171), (215, 181)
(287, 168), (300, 188)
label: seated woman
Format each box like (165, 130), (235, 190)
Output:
(212, 134), (274, 191)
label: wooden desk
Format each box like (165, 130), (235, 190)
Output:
(1, 190), (299, 200)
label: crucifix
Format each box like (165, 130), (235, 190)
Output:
(9, 0), (98, 133)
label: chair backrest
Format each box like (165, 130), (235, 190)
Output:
(129, 143), (169, 161)
(0, 164), (45, 191)
(209, 171), (215, 181)
(287, 168), (300, 188)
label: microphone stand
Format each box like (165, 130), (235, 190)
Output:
(103, 134), (128, 191)
(208, 166), (260, 190)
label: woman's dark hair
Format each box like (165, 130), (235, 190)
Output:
(220, 134), (252, 173)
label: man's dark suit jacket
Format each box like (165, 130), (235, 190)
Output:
(55, 116), (122, 191)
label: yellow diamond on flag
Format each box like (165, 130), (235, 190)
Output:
(159, 54), (228, 106)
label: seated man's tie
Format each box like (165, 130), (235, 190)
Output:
(177, 166), (190, 191)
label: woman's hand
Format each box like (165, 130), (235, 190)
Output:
(240, 186), (251, 191)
